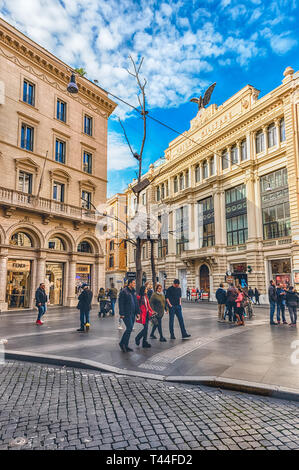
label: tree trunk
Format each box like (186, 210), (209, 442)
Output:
(150, 239), (157, 290)
(135, 237), (143, 294)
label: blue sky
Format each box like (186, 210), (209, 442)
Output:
(0, 0), (298, 197)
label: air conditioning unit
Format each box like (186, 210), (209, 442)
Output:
(0, 81), (5, 104)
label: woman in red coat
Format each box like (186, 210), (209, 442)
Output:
(135, 285), (153, 348)
(235, 287), (245, 326)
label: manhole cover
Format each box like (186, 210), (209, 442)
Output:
(10, 437), (27, 446)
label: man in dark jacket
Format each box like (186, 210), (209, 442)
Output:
(118, 279), (140, 352)
(108, 284), (118, 317)
(216, 283), (227, 322)
(268, 280), (278, 325)
(35, 283), (48, 325)
(226, 283), (238, 322)
(276, 283), (287, 324)
(77, 284), (93, 332)
(285, 286), (298, 326)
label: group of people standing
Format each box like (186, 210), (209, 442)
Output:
(215, 283), (251, 326)
(118, 278), (191, 352)
(268, 280), (298, 326)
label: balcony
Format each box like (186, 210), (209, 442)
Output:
(0, 187), (98, 224)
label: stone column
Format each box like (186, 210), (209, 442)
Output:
(246, 132), (251, 160)
(67, 256), (77, 307)
(274, 118), (281, 147)
(36, 254), (46, 286)
(227, 147), (232, 170)
(246, 173), (257, 241)
(0, 253), (8, 312)
(263, 125), (268, 154)
(214, 190), (226, 246)
(251, 131), (256, 160)
(236, 140), (241, 164)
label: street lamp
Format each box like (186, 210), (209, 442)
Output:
(67, 73), (78, 94)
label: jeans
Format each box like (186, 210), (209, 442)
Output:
(288, 305), (297, 324)
(151, 316), (164, 339)
(120, 314), (135, 348)
(277, 303), (286, 323)
(269, 301), (276, 323)
(136, 314), (149, 346)
(80, 309), (90, 328)
(226, 301), (236, 322)
(110, 298), (116, 316)
(218, 304), (225, 320)
(37, 304), (46, 321)
(169, 305), (187, 338)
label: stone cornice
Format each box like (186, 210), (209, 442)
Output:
(0, 24), (117, 118)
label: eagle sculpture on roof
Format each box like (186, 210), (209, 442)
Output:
(190, 82), (216, 110)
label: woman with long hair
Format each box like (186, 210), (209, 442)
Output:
(149, 283), (167, 342)
(135, 285), (153, 348)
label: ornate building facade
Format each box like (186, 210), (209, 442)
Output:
(105, 193), (127, 290)
(126, 66), (299, 303)
(0, 18), (116, 311)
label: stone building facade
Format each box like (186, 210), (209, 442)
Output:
(105, 193), (127, 290)
(126, 66), (299, 303)
(0, 18), (116, 311)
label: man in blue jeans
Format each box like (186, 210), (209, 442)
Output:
(118, 279), (140, 352)
(35, 283), (48, 325)
(166, 279), (191, 340)
(268, 280), (278, 325)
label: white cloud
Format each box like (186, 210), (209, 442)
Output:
(270, 33), (297, 55)
(107, 131), (137, 171)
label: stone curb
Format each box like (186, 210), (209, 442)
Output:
(5, 349), (299, 403)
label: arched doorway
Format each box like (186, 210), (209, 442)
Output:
(199, 264), (210, 293)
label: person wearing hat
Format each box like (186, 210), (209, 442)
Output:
(165, 279), (191, 340)
(77, 283), (93, 332)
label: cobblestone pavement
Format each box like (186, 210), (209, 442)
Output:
(0, 361), (298, 450)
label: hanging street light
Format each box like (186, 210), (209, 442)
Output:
(67, 73), (78, 94)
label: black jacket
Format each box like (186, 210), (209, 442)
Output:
(35, 287), (47, 306)
(118, 287), (140, 317)
(78, 289), (93, 311)
(285, 290), (299, 307)
(268, 284), (277, 302)
(215, 288), (227, 305)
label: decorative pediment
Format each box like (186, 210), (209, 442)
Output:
(49, 168), (70, 182)
(79, 179), (96, 190)
(15, 157), (39, 172)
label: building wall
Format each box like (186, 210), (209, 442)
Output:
(126, 67), (299, 303)
(0, 18), (116, 311)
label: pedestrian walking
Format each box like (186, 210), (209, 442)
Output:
(77, 283), (93, 332)
(145, 281), (154, 300)
(248, 287), (254, 303)
(254, 288), (260, 305)
(276, 283), (287, 324)
(216, 283), (227, 322)
(118, 279), (140, 352)
(235, 287), (245, 326)
(135, 286), (153, 348)
(149, 283), (167, 342)
(97, 287), (106, 318)
(285, 286), (298, 327)
(186, 287), (191, 301)
(108, 284), (118, 317)
(165, 279), (191, 340)
(268, 280), (278, 325)
(226, 283), (238, 322)
(35, 283), (48, 325)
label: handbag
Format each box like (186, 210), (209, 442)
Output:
(150, 312), (159, 325)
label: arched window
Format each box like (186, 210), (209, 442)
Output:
(48, 237), (65, 251)
(10, 232), (33, 247)
(78, 241), (92, 253)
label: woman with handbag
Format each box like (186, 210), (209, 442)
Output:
(149, 283), (167, 342)
(135, 285), (153, 348)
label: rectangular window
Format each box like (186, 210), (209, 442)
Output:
(268, 124), (277, 148)
(53, 181), (65, 202)
(185, 171), (189, 188)
(222, 151), (229, 170)
(109, 255), (114, 268)
(55, 139), (66, 163)
(174, 177), (178, 193)
(241, 140), (247, 161)
(209, 157), (215, 175)
(56, 99), (66, 122)
(203, 161), (208, 179)
(18, 171), (32, 194)
(280, 118), (286, 142)
(226, 214), (248, 246)
(225, 184), (247, 246)
(176, 206), (189, 254)
(198, 196), (215, 247)
(82, 190), (91, 210)
(83, 151), (92, 174)
(21, 124), (34, 151)
(195, 165), (200, 182)
(84, 115), (93, 136)
(23, 80), (35, 106)
(256, 130), (265, 153)
(231, 146), (238, 165)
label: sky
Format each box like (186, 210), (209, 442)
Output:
(0, 0), (298, 197)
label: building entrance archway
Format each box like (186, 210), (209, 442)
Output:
(199, 264), (210, 293)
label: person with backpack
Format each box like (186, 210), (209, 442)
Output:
(77, 284), (93, 332)
(284, 286), (299, 327)
(216, 283), (227, 322)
